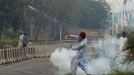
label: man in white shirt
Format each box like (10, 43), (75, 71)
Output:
(69, 32), (91, 75)
(119, 32), (127, 53)
(18, 33), (25, 48)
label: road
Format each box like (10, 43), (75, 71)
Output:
(0, 58), (58, 75)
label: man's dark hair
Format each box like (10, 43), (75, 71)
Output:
(79, 32), (86, 39)
(122, 32), (126, 38)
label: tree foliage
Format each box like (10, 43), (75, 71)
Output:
(26, 0), (110, 40)
(124, 31), (134, 63)
(69, 0), (110, 28)
(0, 0), (27, 39)
(0, 0), (110, 40)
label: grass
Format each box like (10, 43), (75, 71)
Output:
(66, 73), (72, 75)
(110, 71), (134, 75)
(66, 72), (134, 75)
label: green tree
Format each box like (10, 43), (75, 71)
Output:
(27, 0), (110, 40)
(124, 31), (134, 63)
(69, 0), (110, 29)
(0, 0), (27, 39)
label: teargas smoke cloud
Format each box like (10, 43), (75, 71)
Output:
(50, 48), (85, 75)
(50, 36), (134, 75)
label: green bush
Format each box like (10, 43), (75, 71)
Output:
(0, 39), (18, 48)
(66, 71), (134, 75)
(66, 73), (72, 75)
(124, 31), (134, 63)
(4, 26), (19, 39)
(110, 71), (134, 75)
(66, 72), (134, 75)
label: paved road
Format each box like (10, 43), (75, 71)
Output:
(0, 58), (58, 75)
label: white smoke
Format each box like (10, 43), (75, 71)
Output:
(50, 35), (134, 75)
(50, 48), (85, 75)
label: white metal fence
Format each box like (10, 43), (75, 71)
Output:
(0, 47), (35, 64)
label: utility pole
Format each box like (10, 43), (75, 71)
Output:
(60, 26), (62, 41)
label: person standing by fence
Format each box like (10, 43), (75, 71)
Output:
(18, 32), (27, 48)
(119, 32), (127, 52)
